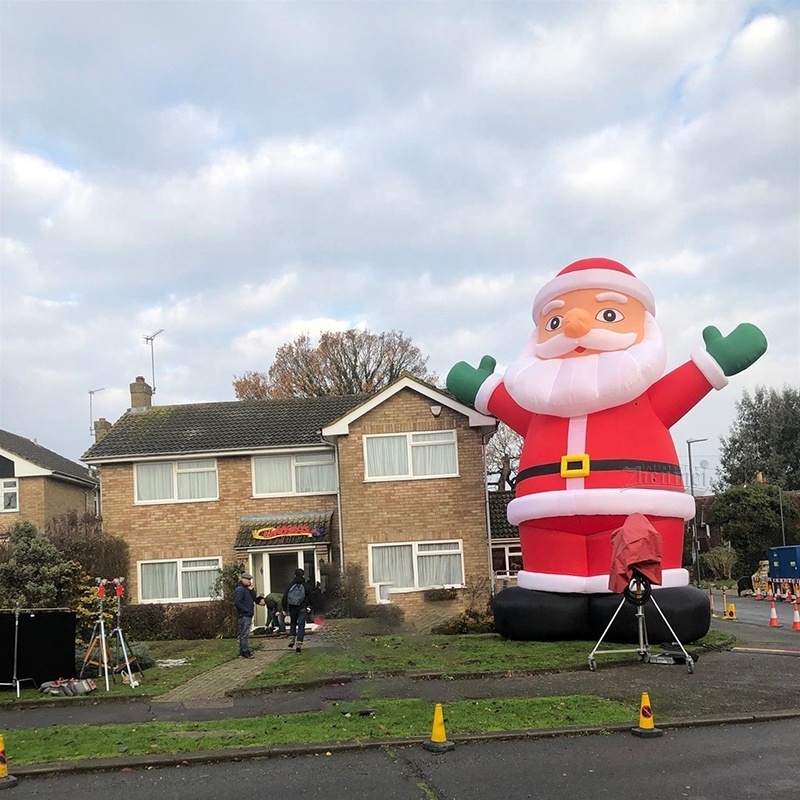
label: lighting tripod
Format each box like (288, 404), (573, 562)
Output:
(80, 578), (138, 690)
(0, 607), (37, 697)
(588, 572), (696, 674)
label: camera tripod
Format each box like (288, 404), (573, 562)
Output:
(588, 572), (695, 674)
(80, 579), (139, 690)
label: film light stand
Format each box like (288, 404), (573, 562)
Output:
(81, 579), (112, 691)
(0, 606), (37, 697)
(108, 578), (138, 688)
(588, 572), (695, 675)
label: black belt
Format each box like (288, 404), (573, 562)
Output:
(517, 459), (682, 483)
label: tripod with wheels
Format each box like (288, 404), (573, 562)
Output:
(588, 572), (696, 674)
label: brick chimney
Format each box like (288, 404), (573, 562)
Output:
(93, 418), (113, 442)
(130, 376), (153, 411)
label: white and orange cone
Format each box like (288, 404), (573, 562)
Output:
(769, 601), (782, 628)
(791, 602), (800, 632)
(754, 586), (763, 601)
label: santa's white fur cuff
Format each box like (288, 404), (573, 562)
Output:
(690, 348), (729, 390)
(474, 372), (503, 415)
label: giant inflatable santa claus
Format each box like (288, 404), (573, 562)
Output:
(447, 258), (767, 641)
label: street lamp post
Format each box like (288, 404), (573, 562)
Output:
(686, 437), (708, 588)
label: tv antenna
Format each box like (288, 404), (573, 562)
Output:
(88, 387), (105, 435)
(143, 329), (164, 395)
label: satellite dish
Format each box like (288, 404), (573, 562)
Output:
(699, 460), (709, 469)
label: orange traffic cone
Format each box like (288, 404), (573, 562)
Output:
(791, 602), (800, 632)
(0, 733), (19, 788)
(769, 601), (782, 628)
(784, 583), (794, 603)
(632, 691), (663, 738)
(766, 584), (774, 602)
(423, 703), (455, 752)
(754, 586), (763, 600)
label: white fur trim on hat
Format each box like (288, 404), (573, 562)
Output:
(516, 568), (689, 594)
(533, 266), (656, 320)
(507, 488), (696, 524)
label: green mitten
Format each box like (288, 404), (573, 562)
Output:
(702, 323), (767, 376)
(446, 355), (497, 406)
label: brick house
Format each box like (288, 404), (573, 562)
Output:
(82, 376), (496, 625)
(0, 429), (99, 531)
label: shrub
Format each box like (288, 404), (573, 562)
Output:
(432, 606), (495, 635)
(167, 600), (236, 640)
(366, 603), (404, 629)
(322, 562), (369, 618)
(122, 604), (169, 641)
(701, 545), (739, 581)
(45, 511), (129, 581)
(424, 587), (459, 602)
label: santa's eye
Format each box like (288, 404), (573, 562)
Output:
(545, 315), (563, 332)
(596, 308), (625, 323)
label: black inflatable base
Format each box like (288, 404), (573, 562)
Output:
(493, 586), (710, 643)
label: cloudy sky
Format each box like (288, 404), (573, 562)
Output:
(1, 0), (798, 491)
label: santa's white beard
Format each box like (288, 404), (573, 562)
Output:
(503, 313), (667, 417)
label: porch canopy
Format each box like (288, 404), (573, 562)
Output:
(235, 512), (333, 549)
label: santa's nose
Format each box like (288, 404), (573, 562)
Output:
(562, 308), (593, 338)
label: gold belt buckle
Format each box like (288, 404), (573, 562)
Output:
(561, 453), (590, 478)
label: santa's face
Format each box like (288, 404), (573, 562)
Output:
(504, 289), (667, 417)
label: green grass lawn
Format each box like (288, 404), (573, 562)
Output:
(0, 638), (248, 704)
(247, 623), (734, 688)
(4, 695), (635, 766)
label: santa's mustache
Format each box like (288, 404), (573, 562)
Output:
(534, 328), (638, 359)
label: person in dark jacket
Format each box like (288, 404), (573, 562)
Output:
(282, 568), (312, 653)
(264, 591), (286, 634)
(233, 573), (260, 658)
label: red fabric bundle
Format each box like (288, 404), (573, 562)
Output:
(608, 512), (663, 594)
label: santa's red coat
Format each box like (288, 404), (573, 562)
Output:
(479, 359), (715, 583)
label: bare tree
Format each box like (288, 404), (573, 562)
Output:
(486, 423), (523, 491)
(233, 329), (438, 399)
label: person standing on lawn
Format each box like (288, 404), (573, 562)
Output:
(283, 568), (313, 653)
(233, 572), (260, 658)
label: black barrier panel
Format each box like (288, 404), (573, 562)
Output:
(0, 610), (77, 687)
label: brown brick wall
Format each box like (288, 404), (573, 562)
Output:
(336, 388), (492, 618)
(99, 456), (339, 601)
(1, 476), (94, 532)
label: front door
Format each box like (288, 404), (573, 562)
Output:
(269, 552), (301, 596)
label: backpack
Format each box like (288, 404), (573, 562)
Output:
(287, 582), (306, 607)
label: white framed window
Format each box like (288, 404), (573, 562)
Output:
(253, 451), (337, 496)
(369, 539), (464, 593)
(135, 459), (218, 504)
(138, 557), (222, 603)
(1, 479), (18, 512)
(492, 544), (523, 574)
(364, 430), (458, 481)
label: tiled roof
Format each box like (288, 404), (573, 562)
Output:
(82, 395), (366, 461)
(0, 428), (98, 486)
(489, 490), (518, 540)
(235, 511), (333, 549)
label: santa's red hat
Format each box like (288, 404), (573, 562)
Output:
(532, 258), (656, 320)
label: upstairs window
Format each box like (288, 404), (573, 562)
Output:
(253, 452), (337, 495)
(135, 460), (218, 504)
(364, 430), (457, 481)
(1, 479), (18, 512)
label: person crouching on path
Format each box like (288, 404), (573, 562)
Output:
(234, 572), (259, 658)
(283, 568), (312, 653)
(265, 591), (286, 634)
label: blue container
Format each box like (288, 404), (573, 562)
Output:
(767, 545), (800, 581)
